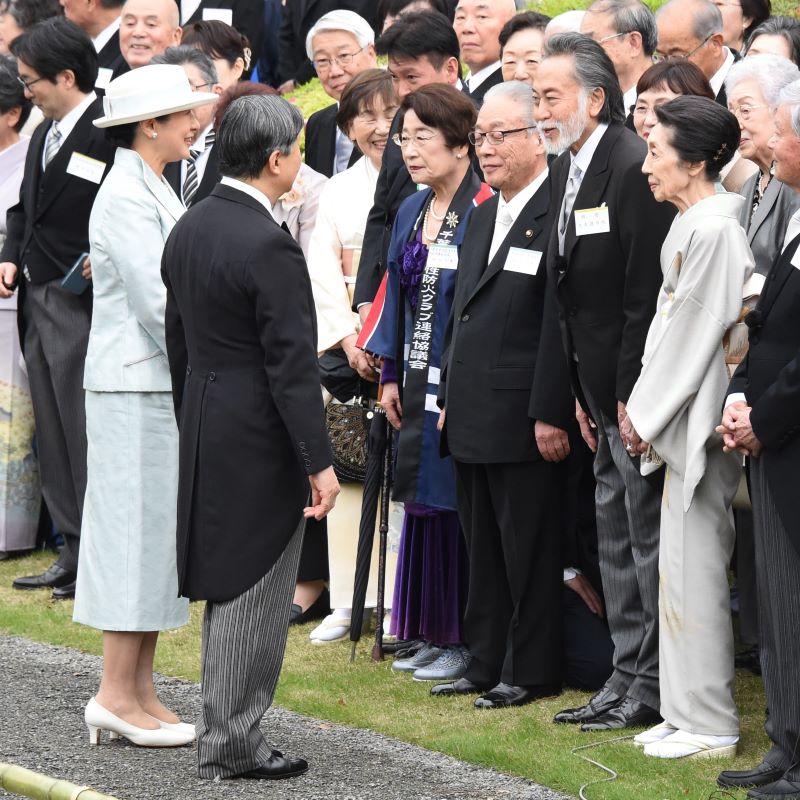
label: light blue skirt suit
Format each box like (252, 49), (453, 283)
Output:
(73, 147), (188, 631)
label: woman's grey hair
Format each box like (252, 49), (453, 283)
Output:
(217, 95), (303, 179)
(151, 45), (219, 88)
(586, 0), (658, 56)
(725, 54), (800, 109)
(542, 32), (625, 124)
(777, 78), (800, 137)
(483, 80), (536, 127)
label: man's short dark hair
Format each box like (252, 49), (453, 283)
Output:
(217, 94), (303, 180)
(10, 16), (97, 93)
(499, 11), (551, 50)
(376, 10), (460, 70)
(0, 0), (62, 32)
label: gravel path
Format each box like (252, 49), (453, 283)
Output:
(0, 636), (571, 800)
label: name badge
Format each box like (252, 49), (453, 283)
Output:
(427, 244), (458, 270)
(95, 67), (113, 90)
(66, 152), (106, 184)
(202, 7), (232, 23)
(504, 247), (541, 276)
(574, 205), (610, 236)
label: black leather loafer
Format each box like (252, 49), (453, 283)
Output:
(238, 751), (308, 780)
(430, 677), (489, 697)
(51, 581), (76, 600)
(474, 682), (560, 709)
(554, 685), (622, 724)
(13, 563), (76, 590)
(580, 696), (660, 731)
(748, 778), (800, 799)
(289, 588), (330, 626)
(718, 761), (785, 790)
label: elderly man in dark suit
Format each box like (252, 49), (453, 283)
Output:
(161, 94), (339, 781)
(431, 81), (569, 709)
(303, 10), (376, 178)
(715, 80), (800, 800)
(0, 18), (114, 600)
(530, 32), (674, 731)
(353, 11), (463, 324)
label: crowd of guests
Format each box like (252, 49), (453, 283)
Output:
(0, 0), (800, 795)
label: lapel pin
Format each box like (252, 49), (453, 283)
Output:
(525, 229), (534, 238)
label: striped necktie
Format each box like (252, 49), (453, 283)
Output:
(558, 161), (582, 256)
(44, 121), (62, 168)
(182, 130), (215, 207)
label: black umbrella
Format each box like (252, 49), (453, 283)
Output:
(349, 405), (392, 663)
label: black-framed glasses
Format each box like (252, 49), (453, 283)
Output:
(190, 81), (211, 91)
(16, 75), (47, 91)
(654, 34), (712, 62)
(468, 125), (537, 146)
(313, 47), (365, 72)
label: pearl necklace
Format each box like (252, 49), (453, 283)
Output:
(422, 195), (447, 243)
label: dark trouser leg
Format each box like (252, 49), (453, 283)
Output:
(562, 586), (614, 691)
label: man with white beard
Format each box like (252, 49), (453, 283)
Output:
(530, 32), (675, 732)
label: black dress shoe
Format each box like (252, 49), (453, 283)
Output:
(474, 682), (560, 709)
(430, 677), (489, 697)
(718, 761), (785, 789)
(580, 696), (661, 731)
(748, 778), (800, 799)
(735, 646), (762, 676)
(289, 588), (330, 626)
(554, 685), (622, 724)
(13, 562), (76, 590)
(51, 581), (76, 600)
(238, 750), (308, 780)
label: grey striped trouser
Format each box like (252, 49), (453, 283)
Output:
(583, 396), (663, 710)
(196, 520), (304, 779)
(751, 459), (800, 780)
(21, 281), (91, 571)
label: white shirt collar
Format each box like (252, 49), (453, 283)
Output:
(497, 166), (548, 224)
(194, 124), (214, 152)
(783, 207), (800, 251)
(53, 91), (97, 140)
(709, 47), (735, 97)
(93, 16), (120, 52)
(220, 176), (274, 216)
(623, 86), (637, 117)
(571, 122), (609, 175)
(467, 61), (500, 93)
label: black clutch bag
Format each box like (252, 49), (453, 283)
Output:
(325, 398), (373, 483)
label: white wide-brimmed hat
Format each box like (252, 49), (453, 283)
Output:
(94, 64), (218, 128)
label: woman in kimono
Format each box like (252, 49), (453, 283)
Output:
(359, 84), (493, 681)
(625, 96), (754, 759)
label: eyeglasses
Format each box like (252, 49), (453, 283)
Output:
(16, 75), (47, 91)
(597, 31), (628, 44)
(189, 81), (211, 91)
(313, 47), (365, 73)
(468, 126), (537, 146)
(654, 34), (712, 62)
(730, 103), (768, 120)
(392, 132), (442, 148)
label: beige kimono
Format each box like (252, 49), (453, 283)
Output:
(627, 192), (754, 736)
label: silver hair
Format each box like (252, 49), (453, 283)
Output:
(217, 95), (304, 179)
(657, 0), (722, 42)
(544, 10), (585, 38)
(483, 79), (536, 127)
(151, 45), (219, 87)
(778, 78), (800, 137)
(586, 0), (658, 56)
(725, 54), (800, 108)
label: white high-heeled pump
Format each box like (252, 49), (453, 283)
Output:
(85, 698), (193, 747)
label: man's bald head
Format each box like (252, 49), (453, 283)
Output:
(454, 0), (517, 73)
(656, 0), (725, 81)
(120, 0), (182, 69)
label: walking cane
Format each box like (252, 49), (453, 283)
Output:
(371, 414), (393, 662)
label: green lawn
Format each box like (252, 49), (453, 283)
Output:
(0, 551), (769, 800)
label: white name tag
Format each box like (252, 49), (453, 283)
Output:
(504, 247), (541, 276)
(427, 244), (458, 270)
(202, 7), (232, 23)
(66, 152), (106, 184)
(95, 67), (113, 90)
(574, 205), (610, 236)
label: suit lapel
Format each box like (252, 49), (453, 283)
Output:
(197, 144), (220, 198)
(142, 161), (185, 223)
(758, 233), (800, 319)
(25, 121), (48, 214)
(748, 176), (778, 245)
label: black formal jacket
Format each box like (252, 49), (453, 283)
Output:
(161, 183), (332, 602)
(1, 97), (114, 284)
(467, 65), (503, 108)
(278, 0), (377, 87)
(182, 0), (264, 64)
(304, 102), (360, 178)
(439, 178), (572, 463)
(97, 29), (125, 73)
(729, 233), (800, 555)
(530, 123), (675, 427)
(163, 144), (220, 206)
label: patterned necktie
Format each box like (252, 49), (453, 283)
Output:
(334, 126), (353, 174)
(44, 121), (62, 168)
(488, 203), (514, 262)
(182, 130), (216, 207)
(558, 161), (582, 255)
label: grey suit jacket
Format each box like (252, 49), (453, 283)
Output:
(738, 172), (800, 277)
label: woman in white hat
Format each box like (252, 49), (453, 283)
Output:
(73, 64), (217, 748)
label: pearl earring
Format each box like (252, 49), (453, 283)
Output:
(456, 153), (464, 159)
(151, 132), (158, 139)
